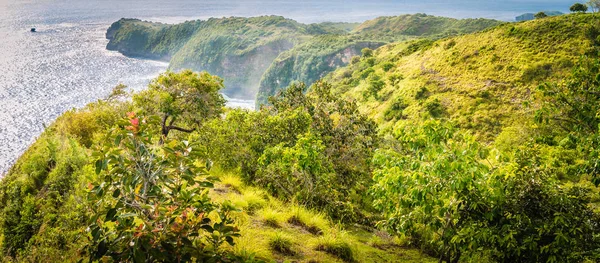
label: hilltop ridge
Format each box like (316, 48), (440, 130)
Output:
(324, 13), (600, 141)
(106, 14), (502, 101)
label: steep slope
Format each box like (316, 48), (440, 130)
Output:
(353, 13), (504, 41)
(324, 14), (600, 141)
(106, 18), (202, 60)
(0, 98), (436, 262)
(256, 14), (502, 107)
(256, 35), (386, 106)
(107, 14), (502, 103)
(106, 16), (334, 98)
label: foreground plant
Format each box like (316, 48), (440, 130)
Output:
(84, 113), (239, 262)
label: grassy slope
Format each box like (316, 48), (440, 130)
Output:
(324, 14), (598, 142)
(209, 169), (435, 263)
(0, 102), (435, 262)
(256, 14), (502, 107)
(353, 13), (504, 42)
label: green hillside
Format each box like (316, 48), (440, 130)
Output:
(325, 13), (599, 141)
(107, 14), (501, 101)
(352, 13), (504, 41)
(3, 12), (600, 263)
(107, 16), (329, 98)
(255, 14), (502, 107)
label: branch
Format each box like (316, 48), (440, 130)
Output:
(166, 126), (196, 133)
(162, 114), (169, 128)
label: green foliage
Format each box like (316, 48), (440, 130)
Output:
(536, 57), (600, 185)
(361, 47), (374, 58)
(133, 70), (225, 139)
(424, 98), (445, 117)
(199, 82), (379, 222)
(371, 121), (600, 262)
(535, 12), (549, 19)
(354, 13), (502, 40)
(364, 75), (385, 100)
(324, 13), (598, 141)
(257, 132), (334, 206)
(536, 57), (600, 133)
(0, 134), (88, 260)
(384, 97), (408, 121)
(85, 112), (239, 262)
(571, 3), (589, 13)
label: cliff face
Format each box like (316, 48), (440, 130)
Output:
(106, 15), (503, 102)
(106, 18), (201, 60)
(256, 36), (385, 107)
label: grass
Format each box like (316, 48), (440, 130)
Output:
(269, 231), (296, 255)
(209, 167), (436, 263)
(324, 13), (600, 143)
(314, 229), (355, 262)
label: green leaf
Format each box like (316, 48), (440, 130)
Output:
(105, 208), (117, 221)
(95, 159), (103, 174)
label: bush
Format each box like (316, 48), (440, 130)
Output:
(381, 62), (395, 72)
(84, 113), (239, 262)
(384, 97), (408, 121)
(361, 48), (373, 58)
(535, 12), (548, 19)
(371, 121), (600, 262)
(198, 82), (379, 222)
(424, 98), (445, 117)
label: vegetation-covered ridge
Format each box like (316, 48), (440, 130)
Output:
(324, 13), (600, 141)
(4, 11), (600, 263)
(106, 14), (502, 101)
(254, 13), (502, 107)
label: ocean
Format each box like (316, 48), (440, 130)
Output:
(0, 0), (575, 175)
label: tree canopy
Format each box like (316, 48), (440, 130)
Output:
(571, 3), (589, 12)
(133, 70), (225, 140)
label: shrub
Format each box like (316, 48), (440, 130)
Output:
(371, 121), (600, 262)
(425, 98), (445, 117)
(381, 62), (394, 72)
(361, 48), (373, 58)
(84, 113), (239, 262)
(415, 86), (429, 100)
(444, 40), (457, 50)
(535, 12), (548, 19)
(384, 97), (408, 121)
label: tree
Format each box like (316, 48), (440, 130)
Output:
(133, 70), (225, 141)
(588, 0), (600, 12)
(571, 3), (589, 12)
(534, 12), (548, 19)
(536, 58), (600, 134)
(361, 47), (373, 58)
(85, 113), (239, 262)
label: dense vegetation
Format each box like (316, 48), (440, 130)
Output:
(107, 14), (501, 101)
(255, 14), (502, 107)
(3, 11), (600, 263)
(325, 13), (600, 141)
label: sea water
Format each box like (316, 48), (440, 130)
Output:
(0, 0), (574, 174)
